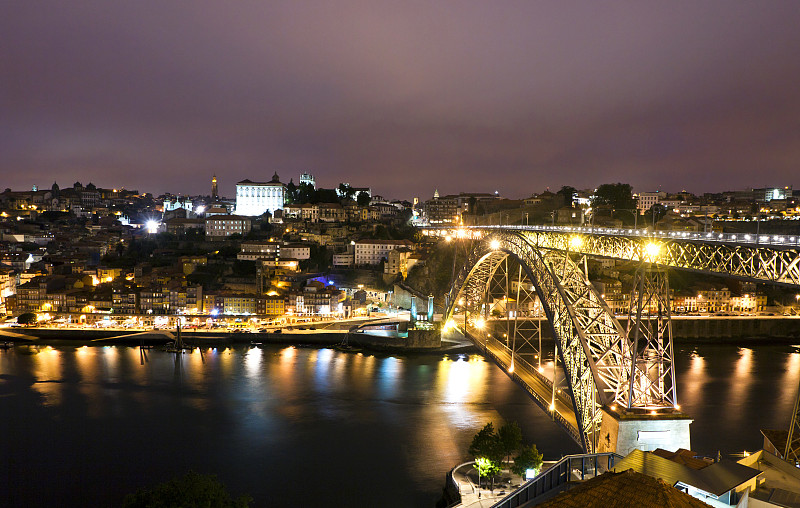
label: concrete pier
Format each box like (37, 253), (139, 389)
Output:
(596, 406), (693, 456)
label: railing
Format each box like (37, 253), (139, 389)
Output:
(466, 329), (583, 445)
(490, 452), (623, 508)
(444, 460), (476, 508)
(467, 225), (800, 248)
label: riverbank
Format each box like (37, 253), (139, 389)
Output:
(481, 316), (800, 344)
(2, 326), (479, 354)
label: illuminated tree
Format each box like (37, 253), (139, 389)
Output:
(511, 444), (544, 478)
(474, 457), (502, 492)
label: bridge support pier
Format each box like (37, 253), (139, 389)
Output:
(595, 406), (693, 457)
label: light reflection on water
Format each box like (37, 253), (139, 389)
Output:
(3, 343), (796, 507)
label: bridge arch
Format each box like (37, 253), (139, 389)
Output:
(443, 231), (635, 451)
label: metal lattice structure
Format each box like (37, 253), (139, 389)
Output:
(626, 265), (677, 409)
(444, 231), (678, 451)
(785, 377), (800, 465)
(427, 226), (800, 285)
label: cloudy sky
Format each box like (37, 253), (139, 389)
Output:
(2, 1), (800, 199)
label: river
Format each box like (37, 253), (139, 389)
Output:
(0, 342), (798, 507)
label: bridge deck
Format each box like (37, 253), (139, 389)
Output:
(465, 327), (581, 443)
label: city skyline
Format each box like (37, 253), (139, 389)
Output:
(3, 2), (800, 198)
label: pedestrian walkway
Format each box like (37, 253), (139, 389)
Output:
(450, 461), (529, 508)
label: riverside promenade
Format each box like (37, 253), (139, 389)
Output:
(448, 461), (545, 508)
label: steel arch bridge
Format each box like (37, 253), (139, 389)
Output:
(430, 225), (800, 286)
(443, 229), (681, 452)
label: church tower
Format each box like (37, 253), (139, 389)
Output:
(211, 175), (218, 200)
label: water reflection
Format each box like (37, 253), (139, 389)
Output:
(243, 346), (262, 381)
(781, 352), (800, 410)
(680, 351), (705, 409)
(377, 356), (402, 399)
(3, 343), (798, 508)
(32, 346), (63, 406)
(725, 348), (754, 426)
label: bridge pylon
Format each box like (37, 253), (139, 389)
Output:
(595, 258), (691, 456)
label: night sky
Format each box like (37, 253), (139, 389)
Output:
(3, 1), (800, 200)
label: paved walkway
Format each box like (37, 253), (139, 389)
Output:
(451, 461), (527, 508)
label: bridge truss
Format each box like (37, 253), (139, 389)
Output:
(444, 230), (679, 451)
(428, 226), (800, 286)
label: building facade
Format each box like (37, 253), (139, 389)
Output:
(354, 239), (413, 266)
(234, 173), (286, 216)
(205, 215), (252, 239)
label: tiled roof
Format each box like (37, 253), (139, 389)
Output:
(535, 469), (712, 507)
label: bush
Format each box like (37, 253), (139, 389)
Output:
(122, 471), (251, 508)
(17, 312), (37, 325)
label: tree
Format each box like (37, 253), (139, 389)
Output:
(338, 183), (355, 200)
(356, 191), (371, 207)
(468, 422), (497, 458)
(122, 471), (251, 508)
(286, 179), (298, 203)
(557, 186), (577, 208)
(474, 457), (502, 492)
(17, 312), (37, 325)
(297, 182), (315, 203)
(468, 422), (505, 491)
(591, 183), (636, 211)
(498, 422), (523, 464)
(511, 444), (544, 478)
(314, 188), (339, 204)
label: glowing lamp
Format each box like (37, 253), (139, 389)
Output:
(644, 242), (661, 262)
(489, 239), (501, 250)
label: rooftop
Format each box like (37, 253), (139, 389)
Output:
(535, 469), (712, 508)
(613, 448), (761, 497)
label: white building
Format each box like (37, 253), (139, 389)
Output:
(281, 243), (311, 260)
(354, 239), (413, 266)
(636, 191), (665, 212)
(235, 173), (286, 216)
